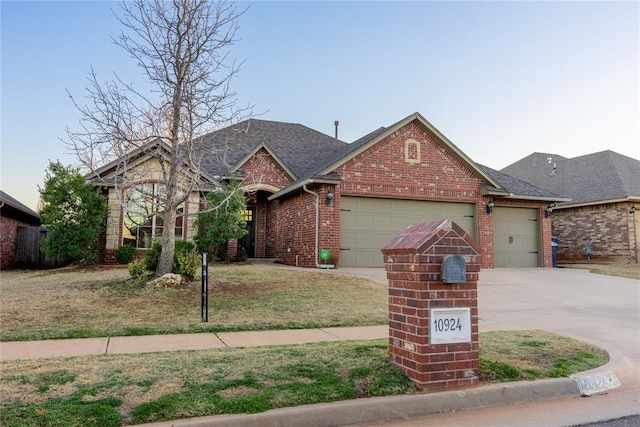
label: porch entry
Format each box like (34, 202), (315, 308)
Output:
(239, 207), (256, 258)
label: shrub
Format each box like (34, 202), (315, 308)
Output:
(143, 240), (200, 279)
(114, 244), (136, 264)
(144, 242), (163, 272)
(174, 251), (199, 280)
(128, 259), (148, 280)
(174, 240), (195, 257)
(235, 247), (248, 262)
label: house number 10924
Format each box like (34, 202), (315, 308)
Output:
(433, 317), (463, 332)
(430, 308), (471, 344)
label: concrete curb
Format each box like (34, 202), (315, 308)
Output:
(140, 377), (581, 427)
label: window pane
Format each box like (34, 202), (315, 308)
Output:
(124, 184), (154, 248)
(123, 184), (186, 248)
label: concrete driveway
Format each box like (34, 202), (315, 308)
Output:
(332, 266), (640, 426)
(336, 267), (639, 381)
(477, 268), (639, 383)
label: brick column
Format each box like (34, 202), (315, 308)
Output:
(381, 219), (481, 391)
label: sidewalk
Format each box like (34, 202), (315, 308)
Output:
(0, 325), (387, 361)
(2, 267), (637, 426)
(0, 324), (591, 427)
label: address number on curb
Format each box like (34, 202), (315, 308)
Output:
(430, 308), (471, 344)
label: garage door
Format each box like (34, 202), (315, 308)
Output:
(340, 197), (476, 267)
(494, 207), (540, 267)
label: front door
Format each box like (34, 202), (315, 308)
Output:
(239, 207), (256, 258)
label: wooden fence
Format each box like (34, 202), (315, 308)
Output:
(14, 226), (60, 269)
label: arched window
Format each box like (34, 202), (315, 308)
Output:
(122, 183), (184, 248)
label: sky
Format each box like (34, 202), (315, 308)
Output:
(1, 1), (639, 211)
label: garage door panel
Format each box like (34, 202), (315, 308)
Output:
(374, 215), (393, 230)
(340, 197), (476, 267)
(494, 207), (540, 267)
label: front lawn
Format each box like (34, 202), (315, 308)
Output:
(0, 263), (611, 426)
(0, 264), (387, 341)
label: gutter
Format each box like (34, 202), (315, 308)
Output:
(554, 196), (640, 210)
(481, 188), (572, 204)
(302, 184), (333, 269)
(268, 176), (341, 201)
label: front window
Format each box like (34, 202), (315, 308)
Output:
(123, 183), (184, 249)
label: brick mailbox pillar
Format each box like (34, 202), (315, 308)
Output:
(381, 219), (481, 391)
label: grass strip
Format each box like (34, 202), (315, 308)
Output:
(1, 331), (608, 426)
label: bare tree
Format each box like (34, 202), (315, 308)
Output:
(66, 0), (249, 276)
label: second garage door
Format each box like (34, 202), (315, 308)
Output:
(340, 196), (476, 267)
(494, 207), (540, 267)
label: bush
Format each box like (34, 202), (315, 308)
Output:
(128, 259), (148, 280)
(235, 247), (248, 262)
(174, 251), (199, 280)
(144, 242), (162, 272)
(143, 240), (200, 279)
(174, 240), (195, 257)
(114, 244), (136, 264)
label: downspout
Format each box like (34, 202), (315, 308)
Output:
(302, 184), (322, 268)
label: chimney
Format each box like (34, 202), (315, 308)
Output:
(334, 120), (339, 139)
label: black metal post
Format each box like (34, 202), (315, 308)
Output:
(201, 252), (208, 322)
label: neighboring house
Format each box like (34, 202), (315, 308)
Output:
(89, 112), (567, 268)
(0, 190), (41, 269)
(502, 151), (640, 264)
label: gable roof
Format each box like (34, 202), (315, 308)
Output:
(193, 119), (347, 180)
(84, 139), (220, 190)
(269, 113), (563, 202)
(501, 150), (640, 206)
(230, 141), (296, 180)
(0, 190), (40, 225)
(320, 112), (500, 185)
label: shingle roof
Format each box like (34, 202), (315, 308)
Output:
(119, 115), (572, 203)
(478, 165), (568, 200)
(193, 119), (347, 179)
(269, 113), (564, 202)
(501, 150), (640, 205)
(0, 190), (40, 224)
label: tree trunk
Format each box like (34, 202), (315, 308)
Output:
(156, 208), (177, 276)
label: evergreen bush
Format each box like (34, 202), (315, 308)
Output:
(114, 244), (136, 264)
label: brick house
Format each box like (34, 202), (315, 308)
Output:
(91, 112), (566, 268)
(502, 151), (640, 264)
(0, 190), (41, 269)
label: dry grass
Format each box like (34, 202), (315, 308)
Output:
(0, 332), (608, 426)
(562, 263), (640, 280)
(0, 264), (387, 341)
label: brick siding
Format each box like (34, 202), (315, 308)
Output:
(94, 120), (556, 268)
(382, 220), (480, 390)
(1, 215), (23, 269)
(553, 202), (638, 263)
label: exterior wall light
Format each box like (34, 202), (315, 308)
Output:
(631, 206), (636, 214)
(325, 188), (334, 205)
(544, 202), (556, 218)
(485, 198), (494, 215)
